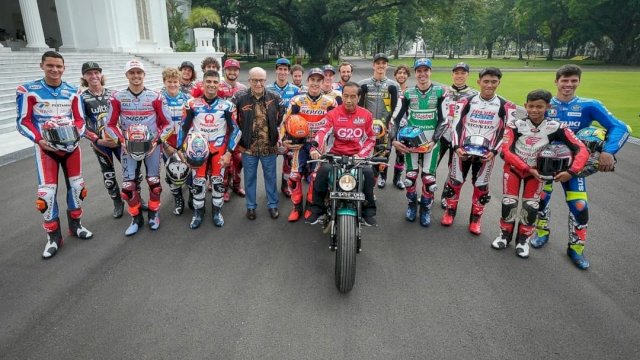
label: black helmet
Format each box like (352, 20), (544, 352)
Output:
(537, 143), (573, 177)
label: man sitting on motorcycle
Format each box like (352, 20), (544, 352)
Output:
(307, 82), (377, 226)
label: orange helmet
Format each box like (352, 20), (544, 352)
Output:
(285, 114), (310, 139)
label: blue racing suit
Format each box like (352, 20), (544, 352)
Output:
(536, 96), (630, 254)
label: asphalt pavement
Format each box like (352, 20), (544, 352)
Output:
(1, 63), (639, 359)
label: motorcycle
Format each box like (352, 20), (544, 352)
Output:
(309, 154), (386, 293)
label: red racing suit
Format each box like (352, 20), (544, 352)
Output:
(105, 88), (172, 216)
(16, 79), (87, 235)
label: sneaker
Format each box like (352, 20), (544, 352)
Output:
(148, 211), (160, 230)
(530, 231), (549, 249)
(362, 215), (377, 227)
(515, 241), (530, 259)
(377, 177), (386, 189)
(567, 244), (590, 270)
(491, 235), (508, 249)
(306, 212), (324, 225)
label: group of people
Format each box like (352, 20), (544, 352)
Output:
(16, 51), (630, 270)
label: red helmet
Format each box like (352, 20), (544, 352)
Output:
(125, 124), (154, 161)
(285, 114), (310, 139)
(224, 59), (240, 69)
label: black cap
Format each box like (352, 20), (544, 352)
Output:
(373, 53), (389, 62)
(179, 61), (195, 71)
(452, 62), (470, 72)
(322, 64), (335, 74)
(81, 62), (102, 74)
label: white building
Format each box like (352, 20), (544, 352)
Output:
(0, 0), (173, 53)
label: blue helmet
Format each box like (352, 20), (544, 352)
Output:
(576, 126), (606, 153)
(413, 58), (432, 70)
(462, 135), (491, 158)
(275, 58), (291, 68)
(398, 126), (429, 148)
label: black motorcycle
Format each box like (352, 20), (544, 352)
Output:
(309, 154), (386, 293)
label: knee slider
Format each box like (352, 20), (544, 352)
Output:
(36, 184), (56, 216)
(121, 181), (137, 201)
(69, 176), (87, 203)
(520, 199), (539, 226)
(501, 197), (518, 222)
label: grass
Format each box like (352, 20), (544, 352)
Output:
(429, 71), (638, 134)
(390, 57), (609, 69)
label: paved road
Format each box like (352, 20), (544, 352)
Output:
(1, 64), (639, 359)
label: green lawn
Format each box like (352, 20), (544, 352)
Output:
(430, 71), (638, 134)
(390, 57), (607, 69)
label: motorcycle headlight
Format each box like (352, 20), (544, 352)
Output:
(338, 174), (357, 191)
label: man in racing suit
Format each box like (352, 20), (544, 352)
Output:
(266, 58), (300, 197)
(178, 70), (240, 229)
(321, 65), (343, 104)
(218, 58), (247, 202)
(308, 81), (377, 226)
(493, 89), (588, 259)
(390, 64), (411, 190)
(441, 67), (517, 235)
(530, 64), (630, 269)
(105, 59), (173, 236)
(160, 67), (190, 215)
(282, 68), (338, 222)
(438, 62), (479, 208)
(16, 51), (93, 259)
(358, 53), (399, 188)
(391, 58), (447, 227)
(333, 62), (353, 92)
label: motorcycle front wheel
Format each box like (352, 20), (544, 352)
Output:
(335, 215), (357, 293)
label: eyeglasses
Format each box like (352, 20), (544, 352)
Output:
(249, 79), (267, 84)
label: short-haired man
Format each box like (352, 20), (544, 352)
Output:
(218, 58), (248, 202)
(308, 81), (377, 226)
(438, 62), (479, 208)
(106, 60), (173, 236)
(266, 58), (300, 197)
(440, 67), (517, 235)
(391, 64), (411, 189)
(178, 70), (240, 229)
(334, 62), (353, 92)
(232, 67), (286, 220)
(358, 53), (399, 188)
(320, 64), (343, 104)
(16, 51), (93, 259)
(201, 56), (221, 72)
(530, 64), (630, 269)
(178, 61), (197, 95)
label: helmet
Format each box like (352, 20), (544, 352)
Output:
(41, 118), (80, 152)
(285, 114), (310, 139)
(185, 131), (209, 167)
(165, 155), (190, 186)
(462, 135), (491, 158)
(537, 143), (573, 177)
(275, 58), (291, 68)
(398, 126), (430, 152)
(125, 124), (154, 161)
(372, 119), (387, 140)
(576, 126), (606, 154)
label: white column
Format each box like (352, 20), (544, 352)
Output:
(19, 0), (49, 49)
(249, 34), (254, 55)
(234, 32), (239, 53)
(216, 33), (220, 49)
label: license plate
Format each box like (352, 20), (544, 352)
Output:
(330, 191), (365, 201)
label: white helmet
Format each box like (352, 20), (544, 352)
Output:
(165, 154), (189, 186)
(185, 131), (209, 167)
(125, 123), (154, 161)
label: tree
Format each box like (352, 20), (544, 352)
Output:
(166, 0), (190, 50)
(188, 6), (221, 28)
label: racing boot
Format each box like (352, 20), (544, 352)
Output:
(190, 208), (204, 229)
(440, 200), (457, 227)
(492, 230), (512, 250)
(405, 192), (418, 222)
(567, 244), (590, 270)
(288, 204), (303, 222)
(212, 205), (224, 227)
(440, 195), (447, 210)
(393, 168), (405, 190)
(515, 233), (530, 259)
(148, 210), (160, 230)
(125, 213), (144, 236)
(419, 196), (433, 227)
(42, 219), (63, 259)
(112, 196), (125, 219)
(377, 168), (387, 189)
(531, 211), (550, 248)
(67, 210), (93, 239)
(281, 177), (291, 197)
(468, 204), (484, 235)
(173, 192), (185, 216)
